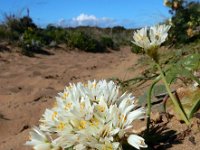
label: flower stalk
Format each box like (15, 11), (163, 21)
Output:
(132, 24), (190, 128)
(156, 63), (190, 125)
(146, 75), (161, 132)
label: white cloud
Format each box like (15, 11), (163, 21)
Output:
(72, 13), (99, 26)
(55, 13), (137, 28)
(57, 18), (66, 26)
(73, 14), (97, 24)
(57, 13), (117, 27)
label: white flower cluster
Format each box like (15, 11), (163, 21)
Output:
(26, 80), (147, 150)
(132, 24), (171, 50)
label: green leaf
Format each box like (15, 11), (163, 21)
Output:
(138, 92), (148, 106)
(166, 87), (200, 120)
(165, 54), (200, 84)
(165, 66), (179, 84)
(188, 98), (200, 119)
(153, 84), (167, 97)
(180, 54), (200, 71)
(138, 83), (166, 112)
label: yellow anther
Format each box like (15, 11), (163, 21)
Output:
(80, 102), (85, 110)
(52, 111), (58, 120)
(65, 102), (72, 110)
(97, 105), (105, 112)
(122, 114), (127, 121)
(57, 122), (65, 130)
(102, 144), (113, 150)
(78, 120), (87, 129)
(90, 118), (99, 127)
(119, 114), (127, 121)
(53, 101), (58, 108)
(93, 83), (97, 88)
(62, 92), (68, 99)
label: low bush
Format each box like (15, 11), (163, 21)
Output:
(0, 25), (6, 40)
(42, 25), (68, 45)
(131, 44), (143, 54)
(1, 14), (38, 42)
(4, 15), (36, 33)
(67, 30), (106, 52)
(19, 29), (43, 56)
(100, 36), (114, 48)
(164, 0), (200, 44)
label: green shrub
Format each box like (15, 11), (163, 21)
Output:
(100, 36), (120, 50)
(100, 36), (114, 48)
(4, 14), (37, 33)
(164, 0), (200, 44)
(19, 29), (42, 56)
(42, 26), (68, 45)
(67, 30), (106, 52)
(2, 14), (21, 41)
(1, 14), (37, 42)
(112, 31), (132, 46)
(112, 26), (126, 33)
(0, 25), (6, 40)
(131, 44), (143, 54)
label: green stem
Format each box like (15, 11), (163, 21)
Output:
(156, 63), (190, 125)
(188, 98), (200, 119)
(146, 75), (161, 132)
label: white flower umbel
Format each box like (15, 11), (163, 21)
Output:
(26, 80), (147, 150)
(132, 24), (171, 50)
(132, 24), (170, 62)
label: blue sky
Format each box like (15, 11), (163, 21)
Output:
(0, 0), (171, 28)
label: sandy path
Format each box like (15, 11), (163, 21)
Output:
(0, 47), (141, 150)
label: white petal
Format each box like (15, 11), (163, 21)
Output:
(34, 144), (51, 150)
(127, 134), (147, 149)
(125, 108), (145, 126)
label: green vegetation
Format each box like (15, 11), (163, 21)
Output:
(66, 30), (106, 52)
(165, 0), (200, 44)
(131, 44), (143, 54)
(0, 14), (134, 55)
(19, 28), (43, 56)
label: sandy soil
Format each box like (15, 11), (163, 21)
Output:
(0, 47), (199, 150)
